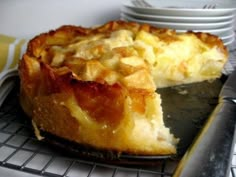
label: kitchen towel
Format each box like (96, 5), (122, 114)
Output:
(0, 34), (27, 106)
(0, 34), (27, 72)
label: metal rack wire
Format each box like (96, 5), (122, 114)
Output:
(0, 87), (179, 177)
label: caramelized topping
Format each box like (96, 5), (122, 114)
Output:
(72, 81), (126, 126)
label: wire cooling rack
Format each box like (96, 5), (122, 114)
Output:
(0, 86), (179, 177)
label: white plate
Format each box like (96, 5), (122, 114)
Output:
(177, 28), (235, 39)
(121, 7), (235, 23)
(123, 0), (236, 17)
(223, 37), (235, 46)
(121, 14), (234, 30)
(120, 14), (235, 40)
(175, 26), (234, 36)
(221, 31), (235, 40)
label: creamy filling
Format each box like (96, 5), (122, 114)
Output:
(47, 29), (225, 89)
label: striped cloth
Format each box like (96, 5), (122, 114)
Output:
(0, 34), (27, 72)
(0, 34), (27, 107)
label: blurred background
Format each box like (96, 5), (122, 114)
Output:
(1, 0), (235, 39)
(0, 0), (121, 38)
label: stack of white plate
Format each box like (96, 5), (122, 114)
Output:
(121, 0), (236, 46)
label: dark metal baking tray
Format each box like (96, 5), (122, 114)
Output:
(173, 69), (236, 177)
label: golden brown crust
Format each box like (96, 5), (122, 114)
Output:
(19, 20), (228, 155)
(26, 21), (227, 57)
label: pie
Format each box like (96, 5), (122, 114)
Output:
(18, 21), (228, 155)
